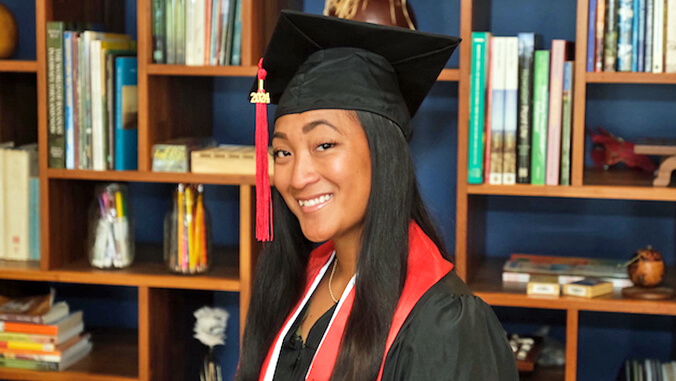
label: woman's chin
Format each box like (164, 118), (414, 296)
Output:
(300, 226), (332, 243)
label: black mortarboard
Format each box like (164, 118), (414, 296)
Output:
(255, 10), (460, 138)
(250, 10), (460, 241)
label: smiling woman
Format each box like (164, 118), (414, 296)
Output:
(236, 10), (518, 381)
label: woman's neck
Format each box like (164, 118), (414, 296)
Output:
(331, 229), (361, 278)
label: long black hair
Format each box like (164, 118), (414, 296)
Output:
(236, 110), (447, 381)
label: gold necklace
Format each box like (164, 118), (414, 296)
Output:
(328, 257), (339, 304)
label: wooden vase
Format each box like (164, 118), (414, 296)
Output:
(325, 0), (417, 30)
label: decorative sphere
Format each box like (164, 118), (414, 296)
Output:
(628, 246), (665, 287)
(0, 2), (18, 59)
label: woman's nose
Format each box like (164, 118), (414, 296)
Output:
(290, 152), (320, 190)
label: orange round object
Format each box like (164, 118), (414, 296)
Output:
(0, 3), (18, 59)
(628, 246), (665, 287)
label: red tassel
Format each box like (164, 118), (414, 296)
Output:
(252, 58), (273, 241)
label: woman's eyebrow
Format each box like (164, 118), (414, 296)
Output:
(302, 119), (341, 134)
(272, 131), (287, 140)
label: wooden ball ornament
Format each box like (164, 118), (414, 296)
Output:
(0, 2), (18, 59)
(623, 245), (675, 300)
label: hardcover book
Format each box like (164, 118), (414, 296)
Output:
(562, 278), (614, 298)
(467, 32), (491, 184)
(530, 50), (549, 185)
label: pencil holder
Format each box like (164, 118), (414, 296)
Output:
(88, 183), (134, 269)
(164, 184), (212, 274)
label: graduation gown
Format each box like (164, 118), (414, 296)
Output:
(261, 223), (518, 381)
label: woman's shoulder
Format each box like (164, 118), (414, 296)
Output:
(382, 270), (519, 380)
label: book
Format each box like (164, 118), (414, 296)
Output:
(665, 0), (676, 72)
(0, 322), (84, 345)
(516, 33), (537, 183)
(559, 61), (574, 186)
(152, 0), (166, 63)
(527, 275), (560, 296)
(646, 0), (654, 71)
(105, 49), (137, 170)
(230, 0), (242, 65)
(653, 0), (665, 72)
(562, 278), (614, 298)
(4, 144), (38, 261)
(638, 0), (647, 72)
(502, 272), (633, 288)
(0, 333), (90, 363)
(467, 32), (491, 184)
(530, 50), (549, 185)
(501, 37), (518, 185)
(503, 253), (629, 279)
(488, 37), (506, 185)
(152, 137), (217, 172)
(0, 311), (82, 336)
(587, 0), (598, 72)
(0, 302), (68, 326)
(191, 145), (272, 175)
(604, 0), (620, 71)
(0, 338), (91, 371)
(47, 21), (66, 169)
(114, 57), (139, 171)
(546, 40), (572, 186)
(617, 0), (635, 71)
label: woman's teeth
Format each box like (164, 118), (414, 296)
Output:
(298, 194), (333, 207)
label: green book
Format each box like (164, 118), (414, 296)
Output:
(560, 61), (574, 186)
(467, 32), (491, 184)
(46, 21), (65, 169)
(530, 50), (550, 185)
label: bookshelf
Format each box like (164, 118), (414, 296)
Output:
(456, 0), (676, 380)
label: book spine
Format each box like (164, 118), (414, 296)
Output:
(588, 0), (598, 72)
(605, 0), (620, 71)
(638, 0), (647, 71)
(47, 21), (66, 169)
(0, 357), (58, 371)
(72, 33), (81, 169)
(166, 0), (175, 64)
(517, 33), (536, 183)
(560, 61), (574, 186)
(176, 0), (186, 64)
(4, 149), (34, 260)
(617, 0), (635, 71)
(502, 37), (518, 185)
(546, 40), (567, 186)
(488, 37), (506, 185)
(653, 0), (665, 72)
(0, 332), (57, 344)
(224, 0), (237, 65)
(0, 350), (61, 363)
(153, 0), (166, 63)
(0, 340), (56, 352)
(632, 0), (640, 71)
(596, 0), (607, 71)
(29, 177), (40, 261)
(646, 0), (654, 70)
(665, 0), (676, 72)
(205, 0), (213, 66)
(230, 0), (242, 65)
(467, 32), (490, 184)
(90, 40), (105, 171)
(210, 0), (221, 65)
(115, 58), (139, 171)
(218, 0), (232, 65)
(531, 50), (550, 185)
(64, 32), (75, 169)
(483, 38), (493, 184)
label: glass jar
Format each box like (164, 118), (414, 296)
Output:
(88, 183), (134, 269)
(164, 184), (212, 274)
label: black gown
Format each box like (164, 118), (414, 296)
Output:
(272, 271), (519, 381)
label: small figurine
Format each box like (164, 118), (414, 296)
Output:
(588, 127), (657, 172)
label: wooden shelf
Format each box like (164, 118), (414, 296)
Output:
(466, 169), (676, 201)
(47, 169), (256, 185)
(146, 64), (257, 77)
(0, 329), (138, 381)
(586, 71), (676, 84)
(470, 258), (676, 316)
(0, 60), (38, 73)
(438, 68), (459, 81)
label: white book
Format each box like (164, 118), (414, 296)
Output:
(502, 37), (519, 185)
(488, 37), (507, 185)
(4, 145), (38, 261)
(186, 0), (207, 65)
(653, 0), (665, 72)
(665, 0), (676, 72)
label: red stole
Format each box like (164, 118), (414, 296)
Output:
(259, 223), (453, 381)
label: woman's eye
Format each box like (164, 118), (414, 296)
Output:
(273, 149), (290, 158)
(316, 143), (335, 151)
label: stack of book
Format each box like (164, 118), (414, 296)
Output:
(468, 33), (576, 186)
(503, 253), (634, 291)
(0, 292), (91, 371)
(587, 0), (676, 73)
(46, 22), (138, 171)
(151, 0), (243, 66)
(0, 143), (40, 262)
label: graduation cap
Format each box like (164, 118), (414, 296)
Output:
(251, 10), (461, 241)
